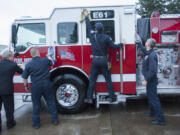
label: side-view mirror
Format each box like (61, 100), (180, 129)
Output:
(11, 24), (17, 46)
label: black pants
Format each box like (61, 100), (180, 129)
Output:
(31, 80), (58, 126)
(146, 80), (165, 122)
(0, 94), (15, 128)
(87, 58), (116, 99)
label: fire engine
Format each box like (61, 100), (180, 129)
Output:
(1, 4), (180, 114)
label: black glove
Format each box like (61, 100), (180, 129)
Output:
(135, 40), (141, 45)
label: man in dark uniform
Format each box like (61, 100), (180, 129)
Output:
(136, 38), (165, 125)
(82, 10), (124, 103)
(0, 50), (23, 131)
(22, 47), (58, 129)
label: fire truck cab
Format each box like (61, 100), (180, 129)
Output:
(9, 5), (180, 114)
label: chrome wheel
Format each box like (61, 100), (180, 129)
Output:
(56, 83), (79, 107)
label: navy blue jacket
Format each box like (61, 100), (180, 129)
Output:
(137, 42), (158, 82)
(22, 57), (52, 84)
(85, 17), (123, 56)
(0, 59), (23, 95)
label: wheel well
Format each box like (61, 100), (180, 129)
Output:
(50, 67), (89, 87)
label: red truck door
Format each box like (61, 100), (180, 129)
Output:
(82, 7), (136, 95)
(82, 8), (122, 94)
(13, 22), (48, 93)
(120, 7), (136, 94)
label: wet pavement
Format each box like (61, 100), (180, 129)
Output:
(1, 96), (180, 135)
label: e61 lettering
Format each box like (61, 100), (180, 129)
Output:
(91, 10), (114, 19)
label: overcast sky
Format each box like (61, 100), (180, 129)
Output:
(0, 0), (138, 45)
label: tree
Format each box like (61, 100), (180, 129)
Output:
(166, 0), (180, 14)
(137, 0), (180, 18)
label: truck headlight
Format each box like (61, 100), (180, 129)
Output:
(161, 31), (178, 43)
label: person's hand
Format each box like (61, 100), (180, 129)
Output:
(18, 64), (24, 70)
(24, 85), (29, 92)
(83, 9), (89, 17)
(135, 40), (140, 44)
(142, 80), (147, 86)
(122, 39), (126, 46)
(47, 56), (53, 61)
(80, 9), (90, 23)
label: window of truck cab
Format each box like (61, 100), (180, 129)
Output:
(57, 22), (78, 45)
(86, 10), (115, 42)
(15, 23), (46, 52)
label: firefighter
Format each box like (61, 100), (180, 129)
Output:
(0, 50), (23, 131)
(81, 9), (125, 104)
(136, 38), (166, 125)
(22, 47), (58, 129)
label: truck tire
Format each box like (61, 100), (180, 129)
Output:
(53, 74), (87, 114)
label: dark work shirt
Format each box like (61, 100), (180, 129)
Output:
(137, 42), (158, 82)
(22, 57), (52, 84)
(85, 17), (123, 56)
(0, 59), (23, 95)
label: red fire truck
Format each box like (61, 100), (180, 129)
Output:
(2, 5), (180, 114)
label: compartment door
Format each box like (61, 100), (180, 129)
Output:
(120, 6), (136, 94)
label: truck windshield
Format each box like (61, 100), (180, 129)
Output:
(15, 23), (46, 52)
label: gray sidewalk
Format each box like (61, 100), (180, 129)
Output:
(1, 97), (180, 135)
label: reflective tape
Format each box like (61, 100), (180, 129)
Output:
(13, 74), (136, 83)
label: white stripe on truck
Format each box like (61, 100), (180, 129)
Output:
(13, 76), (31, 83)
(96, 74), (136, 82)
(13, 74), (136, 83)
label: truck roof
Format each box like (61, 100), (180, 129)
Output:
(15, 4), (135, 21)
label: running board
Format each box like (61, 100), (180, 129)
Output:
(96, 92), (137, 108)
(137, 87), (180, 96)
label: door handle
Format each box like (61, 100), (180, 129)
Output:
(116, 51), (119, 62)
(123, 45), (126, 60)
